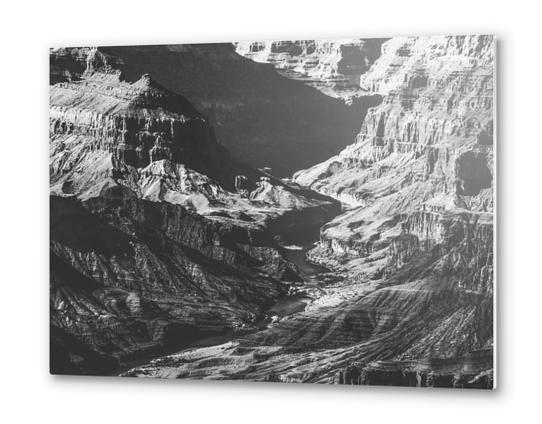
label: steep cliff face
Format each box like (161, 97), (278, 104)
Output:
(235, 39), (387, 101)
(51, 36), (495, 387)
(49, 58), (340, 374)
(51, 44), (380, 176)
(294, 35), (494, 258)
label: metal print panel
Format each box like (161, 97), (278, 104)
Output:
(50, 35), (496, 388)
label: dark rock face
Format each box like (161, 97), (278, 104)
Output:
(50, 44), (381, 176)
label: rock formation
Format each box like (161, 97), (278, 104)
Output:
(235, 39), (387, 101)
(49, 55), (339, 374)
(294, 35), (494, 272)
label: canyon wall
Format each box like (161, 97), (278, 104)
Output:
(235, 39), (387, 101)
(51, 36), (496, 388)
(294, 35), (494, 261)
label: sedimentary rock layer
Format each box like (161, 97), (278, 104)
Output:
(235, 39), (387, 101)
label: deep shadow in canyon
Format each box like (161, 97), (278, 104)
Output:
(51, 43), (381, 176)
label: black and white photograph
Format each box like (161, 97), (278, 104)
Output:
(49, 36), (495, 388)
(4, 0), (542, 422)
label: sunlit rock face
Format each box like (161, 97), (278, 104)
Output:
(49, 68), (252, 197)
(294, 35), (495, 254)
(235, 39), (387, 101)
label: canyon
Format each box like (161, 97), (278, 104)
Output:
(50, 36), (495, 388)
(49, 56), (340, 374)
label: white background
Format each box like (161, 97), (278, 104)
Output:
(1, 0), (539, 422)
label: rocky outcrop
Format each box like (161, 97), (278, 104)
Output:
(235, 39), (387, 101)
(50, 47), (128, 85)
(336, 349), (494, 388)
(49, 70), (253, 192)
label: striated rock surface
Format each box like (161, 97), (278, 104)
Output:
(125, 35), (495, 388)
(235, 39), (387, 101)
